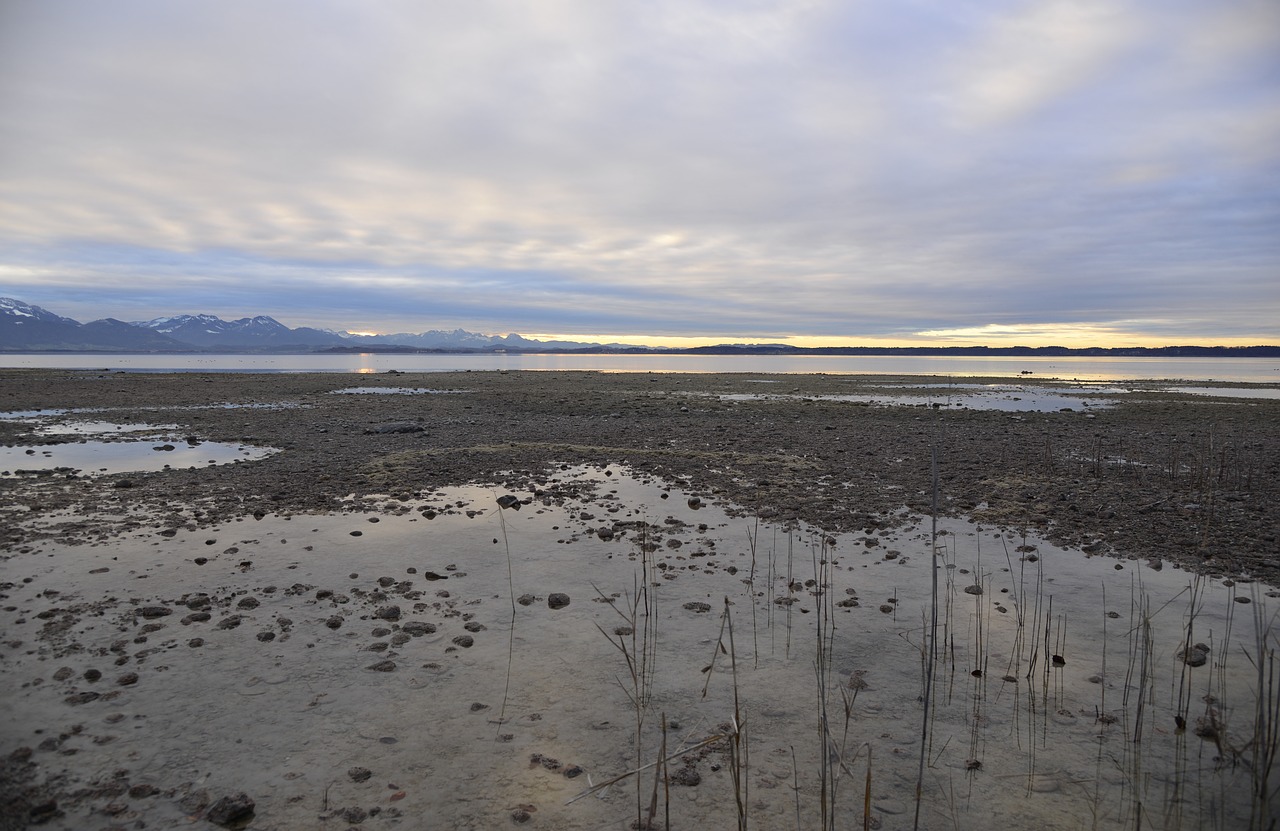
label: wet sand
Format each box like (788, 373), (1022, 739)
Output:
(1, 369), (1278, 829)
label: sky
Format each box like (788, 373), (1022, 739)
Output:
(0, 0), (1277, 348)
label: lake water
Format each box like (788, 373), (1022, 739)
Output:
(3, 352), (1279, 382)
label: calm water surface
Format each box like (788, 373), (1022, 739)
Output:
(2, 352), (1278, 383)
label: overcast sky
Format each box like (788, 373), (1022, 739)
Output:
(1, 0), (1277, 346)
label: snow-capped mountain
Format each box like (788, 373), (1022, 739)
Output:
(0, 298), (191, 351)
(134, 314), (346, 349)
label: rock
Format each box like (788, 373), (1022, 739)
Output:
(256, 631), (276, 642)
(452, 635), (474, 648)
(547, 593), (571, 610)
(374, 605), (401, 621)
(182, 612), (212, 624)
(137, 606), (172, 618)
(215, 615), (242, 630)
(683, 602), (712, 613)
(64, 691), (100, 705)
(367, 660), (396, 672)
(669, 766), (701, 786)
(117, 672), (139, 686)
(401, 621), (437, 636)
(325, 615), (343, 629)
(963, 585), (983, 595)
(1177, 642), (1211, 667)
(348, 766), (373, 782)
(496, 494), (521, 510)
(597, 526), (615, 540)
(206, 792), (255, 827)
(342, 806), (368, 823)
(516, 593), (536, 606)
(53, 666), (74, 681)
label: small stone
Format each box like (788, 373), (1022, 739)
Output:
(367, 660), (396, 672)
(348, 766), (373, 782)
(374, 605), (401, 621)
(206, 793), (255, 827)
(547, 593), (571, 610)
(452, 635), (474, 648)
(325, 616), (343, 629)
(237, 597), (260, 610)
(516, 594), (536, 606)
(670, 766), (701, 786)
(117, 672), (139, 686)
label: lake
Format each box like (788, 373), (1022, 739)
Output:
(2, 352), (1278, 383)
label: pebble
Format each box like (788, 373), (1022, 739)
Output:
(547, 593), (571, 610)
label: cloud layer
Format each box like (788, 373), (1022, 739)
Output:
(1, 0), (1277, 344)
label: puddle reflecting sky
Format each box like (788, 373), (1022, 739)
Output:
(2, 465), (1273, 829)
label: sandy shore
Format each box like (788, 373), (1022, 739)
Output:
(1, 369), (1278, 829)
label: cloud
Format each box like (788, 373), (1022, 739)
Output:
(0, 0), (1276, 344)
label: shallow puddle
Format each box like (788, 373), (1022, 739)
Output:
(1, 416), (276, 476)
(717, 383), (1116, 412)
(330, 387), (468, 395)
(0, 467), (1274, 829)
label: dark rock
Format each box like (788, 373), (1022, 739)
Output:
(1177, 642), (1210, 667)
(683, 602), (712, 613)
(83, 669), (102, 682)
(348, 766), (373, 782)
(137, 606), (172, 618)
(496, 494), (521, 510)
(215, 615), (242, 630)
(342, 805), (368, 823)
(670, 766), (701, 786)
(206, 792), (255, 827)
(117, 672), (139, 686)
(237, 597), (260, 610)
(181, 612), (212, 624)
(374, 605), (401, 621)
(547, 593), (571, 610)
(64, 691), (100, 705)
(516, 594), (536, 606)
(325, 615), (343, 629)
(401, 621), (437, 636)
(256, 631), (276, 642)
(451, 635), (474, 648)
(367, 660), (396, 672)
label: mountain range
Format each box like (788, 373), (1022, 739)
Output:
(0, 297), (630, 353)
(2, 297), (1277, 357)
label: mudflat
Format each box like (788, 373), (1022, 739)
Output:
(1, 369), (1278, 830)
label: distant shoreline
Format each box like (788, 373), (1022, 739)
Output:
(2, 344), (1277, 357)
